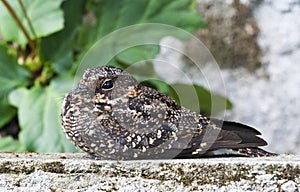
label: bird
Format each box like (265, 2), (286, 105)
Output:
(61, 66), (275, 160)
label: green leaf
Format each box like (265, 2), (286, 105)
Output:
(9, 75), (78, 152)
(146, 0), (205, 32)
(116, 45), (160, 66)
(77, 0), (204, 60)
(0, 43), (30, 128)
(140, 79), (232, 115)
(74, 0), (206, 77)
(0, 0), (64, 47)
(0, 136), (26, 152)
(116, 0), (150, 28)
(39, 0), (85, 73)
(139, 79), (231, 115)
(78, 1), (123, 47)
(141, 79), (175, 96)
(124, 62), (158, 81)
(169, 83), (233, 115)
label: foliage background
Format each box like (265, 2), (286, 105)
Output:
(0, 0), (231, 152)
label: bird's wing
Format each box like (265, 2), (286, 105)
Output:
(175, 119), (269, 158)
(208, 119), (267, 150)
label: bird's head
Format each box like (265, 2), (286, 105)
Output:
(79, 66), (139, 105)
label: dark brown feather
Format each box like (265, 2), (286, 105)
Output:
(208, 120), (268, 150)
(175, 119), (271, 158)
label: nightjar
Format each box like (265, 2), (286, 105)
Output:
(61, 66), (274, 160)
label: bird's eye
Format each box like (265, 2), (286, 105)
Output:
(101, 79), (114, 90)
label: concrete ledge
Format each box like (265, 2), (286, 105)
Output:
(0, 153), (299, 191)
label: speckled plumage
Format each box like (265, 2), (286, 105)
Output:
(61, 66), (274, 160)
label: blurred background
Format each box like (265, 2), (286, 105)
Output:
(0, 0), (299, 155)
(197, 0), (300, 154)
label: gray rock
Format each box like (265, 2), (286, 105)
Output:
(0, 153), (299, 191)
(196, 0), (262, 71)
(154, 0), (300, 155)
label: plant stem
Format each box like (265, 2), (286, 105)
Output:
(18, 0), (37, 39)
(1, 0), (35, 51)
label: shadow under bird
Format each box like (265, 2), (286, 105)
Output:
(61, 66), (275, 160)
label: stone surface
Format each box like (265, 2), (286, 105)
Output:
(196, 0), (262, 71)
(155, 0), (300, 155)
(0, 153), (299, 191)
(221, 0), (300, 154)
